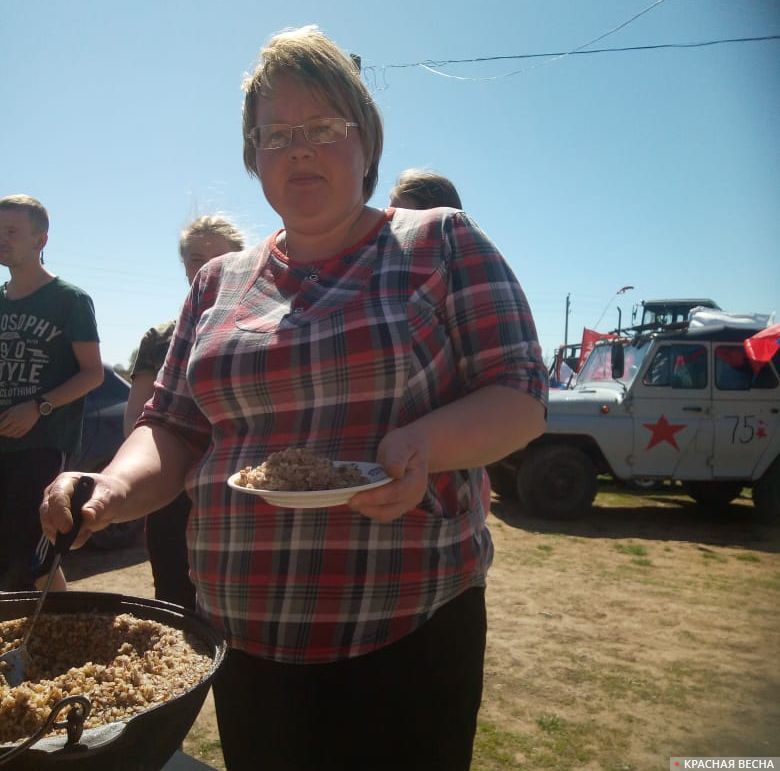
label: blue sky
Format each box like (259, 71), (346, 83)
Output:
(3, 0), (779, 368)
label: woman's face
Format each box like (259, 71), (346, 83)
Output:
(182, 233), (236, 285)
(253, 74), (367, 237)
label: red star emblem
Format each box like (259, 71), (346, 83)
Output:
(643, 414), (686, 450)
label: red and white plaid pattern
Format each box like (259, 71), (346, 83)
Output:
(140, 207), (548, 663)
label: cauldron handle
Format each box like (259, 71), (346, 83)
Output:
(0, 695), (91, 766)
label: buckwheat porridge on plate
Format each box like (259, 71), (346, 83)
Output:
(235, 448), (368, 491)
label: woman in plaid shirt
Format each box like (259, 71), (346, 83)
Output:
(42, 25), (548, 771)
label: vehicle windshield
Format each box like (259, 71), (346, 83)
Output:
(577, 340), (651, 386)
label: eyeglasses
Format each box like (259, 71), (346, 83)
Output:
(248, 117), (359, 151)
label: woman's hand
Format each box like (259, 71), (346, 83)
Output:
(347, 386), (546, 523)
(348, 426), (430, 523)
(40, 472), (130, 550)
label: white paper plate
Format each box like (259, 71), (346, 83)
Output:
(227, 461), (391, 509)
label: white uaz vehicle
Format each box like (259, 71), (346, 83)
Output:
(492, 314), (780, 520)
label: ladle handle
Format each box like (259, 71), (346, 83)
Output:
(55, 476), (95, 554)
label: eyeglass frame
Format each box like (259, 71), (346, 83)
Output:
(247, 117), (360, 151)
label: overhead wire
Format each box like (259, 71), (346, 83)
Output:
(425, 0), (671, 81)
(362, 0), (667, 84)
(364, 21), (779, 86)
(390, 35), (780, 72)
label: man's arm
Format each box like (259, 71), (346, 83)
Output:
(41, 341), (104, 407)
(0, 341), (103, 438)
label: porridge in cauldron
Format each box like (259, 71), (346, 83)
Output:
(0, 612), (213, 744)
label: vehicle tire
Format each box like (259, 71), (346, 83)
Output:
(684, 481), (743, 509)
(88, 520), (144, 550)
(753, 457), (780, 523)
(516, 444), (597, 519)
(486, 463), (518, 500)
(627, 477), (663, 492)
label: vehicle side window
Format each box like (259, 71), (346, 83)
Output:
(644, 348), (670, 386)
(715, 345), (778, 390)
(643, 344), (707, 389)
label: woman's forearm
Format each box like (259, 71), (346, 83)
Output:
(411, 385), (546, 473)
(101, 424), (197, 521)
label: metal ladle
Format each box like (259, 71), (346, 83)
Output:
(0, 476), (95, 686)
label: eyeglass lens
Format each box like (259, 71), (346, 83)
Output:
(252, 118), (351, 150)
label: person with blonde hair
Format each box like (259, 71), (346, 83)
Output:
(123, 214), (245, 609)
(389, 167), (463, 210)
(1, 194), (103, 592)
(42, 26), (547, 770)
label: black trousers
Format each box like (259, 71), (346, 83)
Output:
(213, 586), (487, 771)
(145, 492), (196, 611)
(0, 447), (63, 591)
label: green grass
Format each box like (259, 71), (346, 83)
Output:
(473, 721), (530, 770)
(750, 573), (780, 592)
(614, 542), (648, 557)
(182, 727), (225, 769)
(555, 655), (718, 710)
(194, 739), (223, 759)
(735, 553), (760, 563)
(537, 713), (565, 733)
(488, 651), (747, 766)
(473, 714), (636, 771)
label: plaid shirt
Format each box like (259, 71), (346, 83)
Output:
(140, 207), (548, 663)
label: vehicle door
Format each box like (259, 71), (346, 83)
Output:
(711, 344), (780, 478)
(630, 342), (712, 478)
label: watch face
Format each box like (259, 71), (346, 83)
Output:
(38, 400), (53, 416)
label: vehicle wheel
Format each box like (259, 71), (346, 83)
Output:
(684, 481), (743, 509)
(486, 463), (518, 500)
(516, 445), (597, 519)
(627, 477), (663, 491)
(753, 457), (780, 523)
(88, 520), (144, 550)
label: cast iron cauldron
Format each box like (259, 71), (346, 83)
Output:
(0, 591), (226, 771)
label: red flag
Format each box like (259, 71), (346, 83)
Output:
(744, 324), (780, 372)
(578, 328), (617, 370)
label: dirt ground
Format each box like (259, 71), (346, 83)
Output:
(61, 486), (780, 770)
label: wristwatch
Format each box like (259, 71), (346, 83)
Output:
(34, 394), (54, 416)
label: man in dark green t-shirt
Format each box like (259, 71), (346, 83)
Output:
(0, 194), (104, 591)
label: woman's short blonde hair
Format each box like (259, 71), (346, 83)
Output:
(179, 215), (245, 257)
(241, 25), (383, 202)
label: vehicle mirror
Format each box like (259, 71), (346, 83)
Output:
(611, 342), (625, 379)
